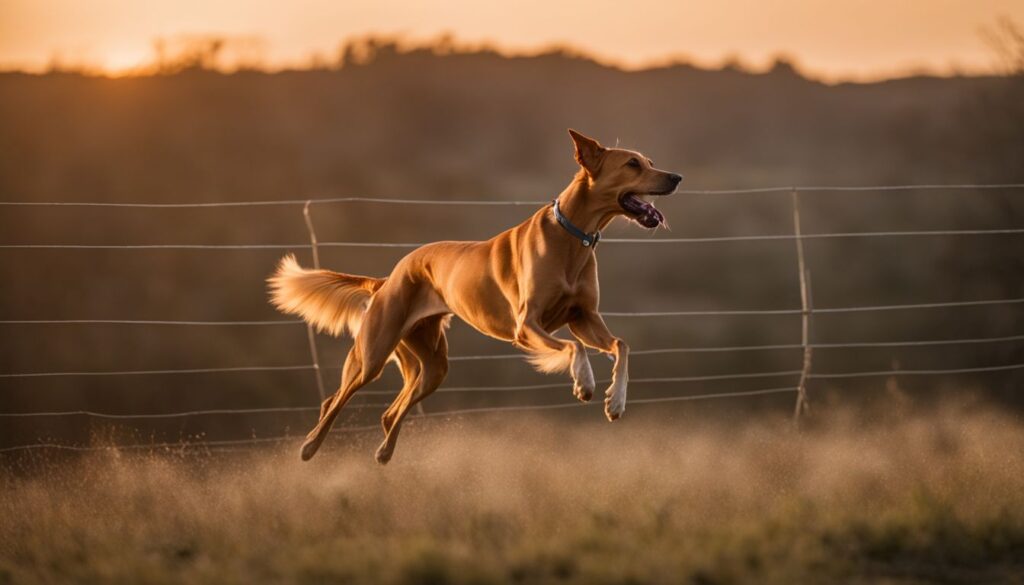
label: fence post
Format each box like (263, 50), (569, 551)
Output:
(302, 201), (328, 403)
(791, 189), (814, 424)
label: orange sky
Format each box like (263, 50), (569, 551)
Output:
(1, 0), (1022, 80)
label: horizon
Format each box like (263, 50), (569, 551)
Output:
(0, 32), (1014, 86)
(2, 0), (1023, 82)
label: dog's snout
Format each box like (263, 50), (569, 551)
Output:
(668, 173), (683, 185)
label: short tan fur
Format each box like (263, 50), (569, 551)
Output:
(269, 130), (682, 463)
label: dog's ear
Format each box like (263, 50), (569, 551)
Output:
(568, 129), (605, 175)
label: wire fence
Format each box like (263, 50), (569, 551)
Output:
(2, 183), (1023, 453)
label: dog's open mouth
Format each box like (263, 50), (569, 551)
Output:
(619, 192), (666, 229)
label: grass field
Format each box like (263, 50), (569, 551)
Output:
(3, 404), (1024, 585)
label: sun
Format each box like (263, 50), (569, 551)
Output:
(101, 47), (152, 77)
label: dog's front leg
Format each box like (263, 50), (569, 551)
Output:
(604, 339), (629, 420)
(514, 313), (595, 401)
(568, 312), (629, 421)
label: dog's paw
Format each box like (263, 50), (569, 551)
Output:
(604, 396), (625, 421)
(571, 350), (595, 402)
(374, 444), (393, 467)
(300, 440), (320, 461)
(573, 382), (594, 402)
(374, 442), (393, 465)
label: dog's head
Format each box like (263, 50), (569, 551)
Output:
(568, 129), (682, 229)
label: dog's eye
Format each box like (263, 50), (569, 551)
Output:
(626, 158), (641, 168)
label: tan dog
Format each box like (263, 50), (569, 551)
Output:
(269, 130), (681, 463)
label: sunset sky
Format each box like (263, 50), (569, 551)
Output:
(2, 0), (1022, 80)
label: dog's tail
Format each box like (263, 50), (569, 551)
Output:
(268, 254), (384, 337)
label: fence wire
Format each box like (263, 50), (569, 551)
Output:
(1, 183), (1022, 208)
(2, 183), (1023, 454)
(0, 387), (799, 453)
(3, 296), (1023, 328)
(3, 229), (1024, 250)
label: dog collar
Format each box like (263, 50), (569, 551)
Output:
(552, 199), (601, 248)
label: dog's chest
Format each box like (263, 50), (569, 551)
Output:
(538, 283), (587, 328)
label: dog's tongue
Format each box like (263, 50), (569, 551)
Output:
(636, 200), (664, 229)
(621, 193), (665, 228)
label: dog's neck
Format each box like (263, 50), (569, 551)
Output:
(553, 170), (619, 236)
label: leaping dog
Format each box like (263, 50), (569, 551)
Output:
(269, 130), (682, 463)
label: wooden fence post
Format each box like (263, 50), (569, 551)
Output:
(302, 201), (328, 403)
(791, 189), (814, 424)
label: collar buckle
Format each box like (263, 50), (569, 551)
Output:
(552, 199), (600, 248)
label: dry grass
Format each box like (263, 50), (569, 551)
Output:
(3, 405), (1024, 585)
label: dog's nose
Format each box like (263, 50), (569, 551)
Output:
(669, 173), (683, 184)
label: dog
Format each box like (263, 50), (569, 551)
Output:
(269, 130), (682, 463)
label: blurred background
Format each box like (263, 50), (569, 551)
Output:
(0, 1), (1022, 450)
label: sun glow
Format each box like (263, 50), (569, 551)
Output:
(2, 0), (1023, 81)
(100, 48), (152, 77)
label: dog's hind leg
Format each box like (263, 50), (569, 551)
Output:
(299, 288), (410, 461)
(318, 394), (333, 421)
(375, 315), (449, 465)
(300, 347), (371, 460)
(375, 344), (422, 452)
